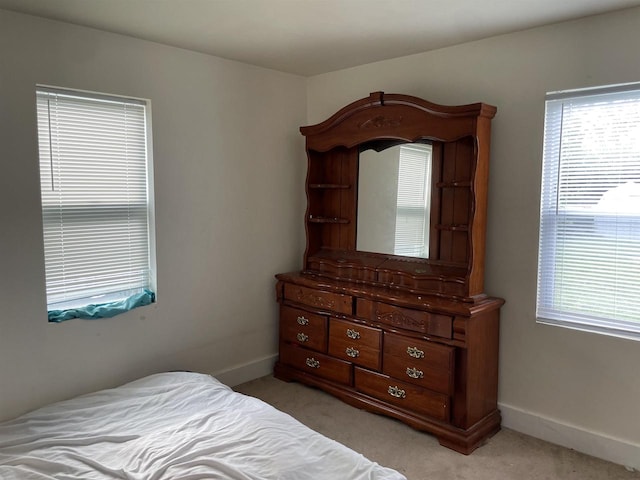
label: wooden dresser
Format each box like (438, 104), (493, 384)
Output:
(274, 92), (504, 454)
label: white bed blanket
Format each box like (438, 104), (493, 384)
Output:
(0, 372), (406, 479)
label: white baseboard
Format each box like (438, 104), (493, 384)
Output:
(210, 354), (278, 388)
(500, 402), (640, 471)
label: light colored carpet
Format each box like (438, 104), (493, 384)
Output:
(235, 375), (639, 480)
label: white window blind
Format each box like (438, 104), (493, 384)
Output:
(36, 87), (154, 312)
(537, 83), (640, 340)
(394, 144), (432, 257)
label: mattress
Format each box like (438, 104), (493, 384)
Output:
(0, 371), (406, 479)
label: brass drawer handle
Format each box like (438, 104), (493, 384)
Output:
(297, 316), (309, 326)
(407, 346), (425, 359)
(296, 332), (309, 342)
(346, 328), (361, 339)
(305, 357), (320, 368)
(406, 367), (424, 379)
(388, 385), (406, 399)
(345, 346), (359, 358)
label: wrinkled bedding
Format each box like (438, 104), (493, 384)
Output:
(0, 372), (405, 479)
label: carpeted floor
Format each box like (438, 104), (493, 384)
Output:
(235, 375), (639, 480)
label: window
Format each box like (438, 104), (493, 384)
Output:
(537, 83), (640, 340)
(36, 86), (156, 322)
(394, 144), (432, 257)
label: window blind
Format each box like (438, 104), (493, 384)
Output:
(537, 84), (640, 340)
(36, 87), (154, 311)
(394, 144), (432, 257)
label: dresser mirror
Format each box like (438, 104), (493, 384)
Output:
(299, 92), (497, 300)
(356, 142), (433, 259)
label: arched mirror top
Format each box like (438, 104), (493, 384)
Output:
(301, 91), (496, 153)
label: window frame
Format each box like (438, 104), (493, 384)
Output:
(36, 85), (157, 321)
(536, 82), (640, 341)
(393, 143), (432, 258)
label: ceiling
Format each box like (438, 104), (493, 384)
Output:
(1, 0), (640, 76)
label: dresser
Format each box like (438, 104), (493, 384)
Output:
(274, 92), (504, 454)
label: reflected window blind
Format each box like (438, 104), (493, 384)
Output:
(394, 144), (432, 257)
(537, 84), (640, 339)
(36, 87), (152, 309)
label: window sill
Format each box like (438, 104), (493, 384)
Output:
(48, 289), (155, 322)
(536, 315), (640, 342)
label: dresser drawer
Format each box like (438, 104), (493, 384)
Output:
(329, 318), (382, 370)
(280, 306), (327, 352)
(383, 333), (454, 394)
(357, 299), (452, 338)
(279, 344), (352, 385)
(284, 284), (352, 315)
(355, 368), (449, 421)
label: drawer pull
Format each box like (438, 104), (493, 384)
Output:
(388, 385), (406, 399)
(296, 332), (309, 342)
(406, 367), (424, 379)
(345, 346), (359, 358)
(346, 328), (361, 339)
(297, 316), (309, 326)
(305, 357), (320, 368)
(407, 346), (425, 359)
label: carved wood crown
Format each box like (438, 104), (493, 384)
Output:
(300, 91), (496, 139)
(358, 115), (403, 129)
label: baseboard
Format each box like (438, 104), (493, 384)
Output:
(499, 402), (640, 471)
(211, 354), (278, 388)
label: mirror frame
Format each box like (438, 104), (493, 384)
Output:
(300, 92), (496, 302)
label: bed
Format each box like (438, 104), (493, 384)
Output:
(0, 371), (406, 479)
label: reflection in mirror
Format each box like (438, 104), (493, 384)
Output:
(357, 143), (432, 258)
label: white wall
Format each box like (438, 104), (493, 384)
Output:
(306, 7), (640, 468)
(0, 10), (307, 422)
